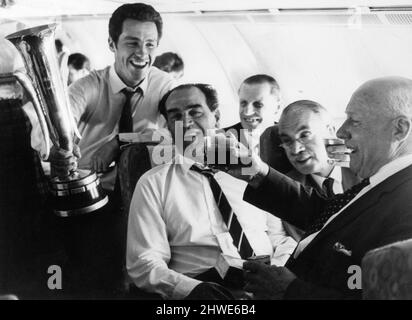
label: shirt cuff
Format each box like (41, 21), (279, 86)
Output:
(172, 276), (202, 299)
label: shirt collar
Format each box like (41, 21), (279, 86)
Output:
(109, 64), (149, 95)
(172, 150), (220, 176)
(369, 153), (412, 187)
(310, 166), (342, 191)
(173, 153), (201, 175)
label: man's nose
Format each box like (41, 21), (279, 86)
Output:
(290, 140), (306, 154)
(337, 121), (350, 140)
(134, 44), (147, 57)
(182, 113), (194, 128)
(242, 103), (254, 116)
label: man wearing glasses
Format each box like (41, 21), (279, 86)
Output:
(277, 100), (358, 240)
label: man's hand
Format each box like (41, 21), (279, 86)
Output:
(49, 144), (81, 178)
(243, 261), (297, 300)
(326, 143), (351, 168)
(185, 282), (234, 300)
(90, 137), (120, 173)
(213, 132), (269, 181)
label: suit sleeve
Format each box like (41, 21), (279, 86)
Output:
(243, 167), (327, 230)
(376, 201), (412, 248)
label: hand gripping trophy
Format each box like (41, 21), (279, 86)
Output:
(6, 24), (108, 217)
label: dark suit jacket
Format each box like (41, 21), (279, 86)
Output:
(283, 167), (359, 241)
(243, 165), (412, 299)
(224, 122), (292, 174)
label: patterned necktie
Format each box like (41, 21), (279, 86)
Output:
(119, 88), (138, 133)
(322, 177), (335, 198)
(306, 177), (370, 235)
(190, 164), (254, 259)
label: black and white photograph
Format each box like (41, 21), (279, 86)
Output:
(1, 0), (412, 306)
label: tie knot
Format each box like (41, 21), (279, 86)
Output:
(121, 87), (140, 99)
(190, 164), (216, 176)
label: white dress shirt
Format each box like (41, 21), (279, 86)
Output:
(25, 65), (175, 190)
(69, 65), (175, 190)
(311, 166), (344, 195)
(127, 155), (297, 299)
(294, 154), (412, 258)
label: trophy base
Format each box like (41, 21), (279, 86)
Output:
(49, 169), (109, 217)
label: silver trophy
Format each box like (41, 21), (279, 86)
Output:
(6, 24), (108, 217)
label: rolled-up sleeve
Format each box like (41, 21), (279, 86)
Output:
(68, 75), (96, 124)
(126, 175), (201, 299)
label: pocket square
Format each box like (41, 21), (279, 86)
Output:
(333, 242), (352, 256)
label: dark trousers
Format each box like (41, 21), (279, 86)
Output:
(61, 188), (127, 299)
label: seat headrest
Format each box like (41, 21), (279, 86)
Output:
(362, 238), (412, 299)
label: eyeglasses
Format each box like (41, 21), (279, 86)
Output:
(279, 131), (313, 150)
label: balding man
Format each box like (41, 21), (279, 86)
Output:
(226, 77), (412, 299)
(278, 100), (360, 240)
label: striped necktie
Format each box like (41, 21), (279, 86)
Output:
(190, 164), (255, 259)
(306, 177), (370, 235)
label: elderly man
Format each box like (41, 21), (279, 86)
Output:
(278, 100), (359, 240)
(225, 74), (292, 174)
(126, 84), (296, 300)
(226, 77), (412, 299)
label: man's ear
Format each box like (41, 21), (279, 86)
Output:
(214, 109), (221, 128)
(393, 116), (411, 142)
(274, 94), (282, 115)
(108, 37), (116, 53)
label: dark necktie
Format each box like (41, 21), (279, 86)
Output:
(119, 88), (138, 133)
(190, 164), (254, 259)
(322, 177), (335, 198)
(306, 177), (370, 235)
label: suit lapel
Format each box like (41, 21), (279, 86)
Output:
(300, 164), (412, 254)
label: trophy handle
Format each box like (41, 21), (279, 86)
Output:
(14, 70), (51, 160)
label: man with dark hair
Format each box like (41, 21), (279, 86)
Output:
(153, 52), (184, 79)
(158, 83), (219, 120)
(225, 74), (292, 174)
(126, 84), (296, 299)
(35, 3), (175, 297)
(67, 53), (90, 85)
(50, 2), (175, 187)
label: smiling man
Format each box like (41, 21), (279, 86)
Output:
(64, 3), (175, 189)
(42, 3), (175, 297)
(225, 74), (292, 174)
(225, 77), (412, 299)
(126, 84), (296, 300)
